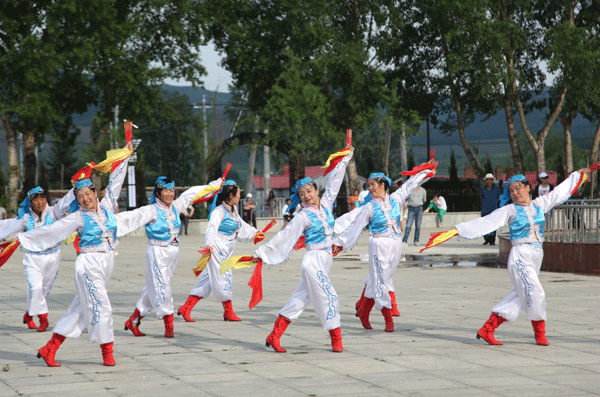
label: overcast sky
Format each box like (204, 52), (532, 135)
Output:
(163, 42), (233, 92)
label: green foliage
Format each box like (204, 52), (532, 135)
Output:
(136, 91), (206, 186)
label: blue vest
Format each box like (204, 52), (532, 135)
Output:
(509, 204), (545, 245)
(25, 210), (59, 254)
(369, 198), (401, 237)
(78, 206), (118, 253)
(217, 207), (242, 237)
(303, 207), (335, 250)
(145, 204), (181, 245)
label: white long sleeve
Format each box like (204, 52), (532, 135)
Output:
(205, 206), (225, 247)
(172, 178), (222, 214)
(320, 150), (353, 211)
(333, 205), (370, 248)
(101, 156), (130, 214)
(0, 217), (26, 240)
(390, 168), (432, 207)
(115, 205), (157, 237)
(533, 171), (581, 213)
(455, 205), (514, 240)
(49, 188), (76, 219)
(254, 214), (306, 266)
(17, 213), (80, 252)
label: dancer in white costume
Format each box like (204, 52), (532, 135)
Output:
(177, 180), (263, 322)
(253, 146), (353, 353)
(435, 168), (590, 346)
(333, 164), (435, 332)
(17, 143), (134, 367)
(122, 176), (223, 338)
(0, 186), (74, 331)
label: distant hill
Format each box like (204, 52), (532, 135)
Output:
(1, 84), (596, 181)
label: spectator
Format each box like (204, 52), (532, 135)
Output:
(357, 183), (369, 204)
(265, 190), (275, 217)
(481, 173), (500, 245)
(533, 172), (554, 199)
(424, 192), (447, 227)
(402, 186), (427, 245)
(348, 189), (360, 211)
(242, 193), (257, 228)
(179, 204), (195, 235)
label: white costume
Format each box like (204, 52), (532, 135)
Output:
(17, 158), (134, 344)
(454, 171), (582, 322)
(117, 180), (222, 318)
(0, 190), (74, 316)
(333, 169), (432, 311)
(188, 202), (258, 302)
(255, 151), (353, 330)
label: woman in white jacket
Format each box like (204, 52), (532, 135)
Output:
(431, 169), (590, 346)
(122, 176), (223, 338)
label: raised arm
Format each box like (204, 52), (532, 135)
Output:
(321, 149), (354, 210)
(49, 188), (76, 219)
(17, 213), (80, 251)
(254, 214), (306, 266)
(533, 171), (586, 213)
(100, 147), (132, 214)
(172, 178), (223, 214)
(390, 168), (434, 206)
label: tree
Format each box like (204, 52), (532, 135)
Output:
(202, 0), (389, 192)
(383, 0), (498, 180)
(45, 116), (84, 190)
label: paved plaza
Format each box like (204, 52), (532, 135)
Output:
(1, 220), (600, 396)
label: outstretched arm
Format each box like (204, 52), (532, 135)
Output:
(321, 148), (354, 210)
(254, 215), (306, 266)
(533, 170), (589, 213)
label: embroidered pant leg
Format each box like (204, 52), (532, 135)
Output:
(492, 245), (546, 322)
(140, 245), (179, 318)
(24, 251), (60, 316)
(280, 250), (340, 331)
(66, 253), (115, 344)
(370, 237), (401, 311)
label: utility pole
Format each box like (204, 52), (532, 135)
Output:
(202, 95), (208, 184)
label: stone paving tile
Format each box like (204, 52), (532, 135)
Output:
(2, 227), (600, 396)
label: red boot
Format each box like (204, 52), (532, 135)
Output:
(390, 292), (400, 317)
(222, 300), (241, 321)
(381, 307), (395, 332)
(357, 298), (375, 329)
(329, 327), (343, 352)
(355, 286), (367, 317)
(177, 295), (201, 322)
(37, 333), (66, 367)
(163, 314), (174, 338)
(476, 312), (507, 345)
(532, 320), (549, 346)
(266, 315), (291, 353)
(37, 313), (49, 332)
(23, 311), (37, 329)
(124, 308), (145, 337)
(100, 342), (116, 366)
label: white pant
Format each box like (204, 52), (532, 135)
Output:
(23, 251), (61, 315)
(279, 249), (341, 331)
(189, 238), (235, 302)
(53, 252), (115, 344)
(136, 244), (179, 318)
(492, 244), (546, 322)
(362, 237), (402, 311)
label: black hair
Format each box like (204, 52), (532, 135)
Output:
(153, 178), (175, 199)
(30, 190), (48, 201)
(216, 184), (239, 206)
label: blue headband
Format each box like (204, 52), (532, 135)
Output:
(368, 172), (392, 187)
(150, 176), (176, 204)
(499, 174), (527, 207)
(208, 180), (237, 219)
(17, 186), (45, 219)
(285, 177), (314, 213)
